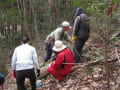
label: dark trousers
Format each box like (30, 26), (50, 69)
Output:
(0, 73), (4, 85)
(16, 68), (36, 90)
(44, 44), (53, 62)
(73, 38), (88, 63)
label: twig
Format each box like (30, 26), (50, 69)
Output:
(63, 63), (83, 65)
(115, 47), (120, 62)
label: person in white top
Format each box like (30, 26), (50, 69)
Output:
(44, 21), (72, 63)
(11, 36), (40, 90)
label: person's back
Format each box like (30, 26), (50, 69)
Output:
(59, 49), (74, 70)
(73, 14), (90, 39)
(45, 27), (63, 45)
(72, 8), (90, 63)
(14, 44), (36, 70)
(48, 40), (74, 80)
(11, 36), (40, 90)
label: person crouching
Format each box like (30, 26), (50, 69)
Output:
(48, 40), (74, 81)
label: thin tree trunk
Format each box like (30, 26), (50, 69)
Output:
(30, 0), (40, 42)
(103, 38), (110, 90)
(16, 0), (30, 38)
(49, 0), (56, 29)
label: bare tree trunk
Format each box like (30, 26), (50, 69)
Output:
(16, 0), (31, 38)
(30, 0), (40, 42)
(49, 0), (56, 29)
(12, 24), (17, 35)
(0, 19), (5, 36)
(103, 39), (110, 90)
(7, 20), (13, 44)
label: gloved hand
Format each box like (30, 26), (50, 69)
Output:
(72, 36), (76, 44)
(37, 69), (40, 77)
(10, 70), (16, 79)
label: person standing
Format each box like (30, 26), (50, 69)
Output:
(11, 36), (40, 90)
(72, 8), (90, 63)
(48, 40), (74, 80)
(44, 21), (72, 63)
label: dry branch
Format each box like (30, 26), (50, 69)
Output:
(115, 47), (120, 62)
(39, 58), (118, 79)
(110, 31), (120, 40)
(73, 58), (118, 71)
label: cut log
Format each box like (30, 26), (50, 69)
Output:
(39, 65), (49, 79)
(39, 58), (118, 79)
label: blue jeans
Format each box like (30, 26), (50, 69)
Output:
(44, 42), (53, 62)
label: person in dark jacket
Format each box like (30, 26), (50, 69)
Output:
(72, 8), (90, 63)
(48, 40), (74, 80)
(0, 73), (5, 90)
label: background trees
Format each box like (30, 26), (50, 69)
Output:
(0, 0), (76, 75)
(0, 0), (119, 81)
(0, 0), (120, 89)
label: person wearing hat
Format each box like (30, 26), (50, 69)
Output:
(11, 36), (40, 90)
(72, 8), (90, 63)
(44, 21), (72, 63)
(74, 8), (85, 18)
(48, 40), (74, 80)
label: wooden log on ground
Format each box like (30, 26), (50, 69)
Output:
(39, 65), (49, 79)
(110, 31), (120, 40)
(39, 58), (118, 79)
(71, 58), (118, 71)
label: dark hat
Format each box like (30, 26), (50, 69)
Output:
(75, 8), (85, 16)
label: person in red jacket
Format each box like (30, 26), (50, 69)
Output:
(48, 40), (74, 80)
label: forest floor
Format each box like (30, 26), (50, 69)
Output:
(36, 40), (120, 90)
(2, 34), (120, 90)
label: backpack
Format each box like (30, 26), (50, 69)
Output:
(76, 14), (90, 38)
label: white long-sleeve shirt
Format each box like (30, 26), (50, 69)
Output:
(12, 43), (40, 71)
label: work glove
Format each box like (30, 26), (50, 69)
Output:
(72, 36), (76, 44)
(37, 69), (40, 77)
(10, 70), (16, 79)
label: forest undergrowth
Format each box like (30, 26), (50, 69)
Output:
(3, 32), (120, 90)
